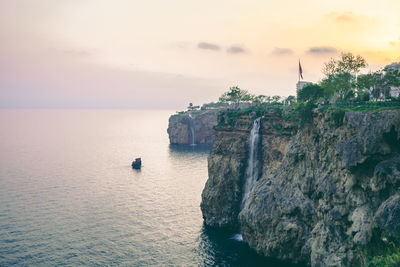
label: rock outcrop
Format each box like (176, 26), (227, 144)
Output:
(201, 111), (297, 229)
(201, 109), (400, 266)
(167, 110), (218, 145)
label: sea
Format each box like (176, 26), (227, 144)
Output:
(0, 109), (302, 266)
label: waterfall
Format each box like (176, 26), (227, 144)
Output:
(232, 118), (261, 242)
(188, 114), (195, 146)
(241, 118), (261, 207)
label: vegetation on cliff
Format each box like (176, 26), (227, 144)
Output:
(200, 55), (400, 266)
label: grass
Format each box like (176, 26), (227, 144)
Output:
(341, 106), (400, 113)
(365, 251), (400, 267)
(213, 101), (400, 128)
(363, 242), (400, 267)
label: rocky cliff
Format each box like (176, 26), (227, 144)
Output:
(201, 108), (400, 266)
(167, 110), (218, 145)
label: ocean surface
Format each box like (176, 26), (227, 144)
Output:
(0, 109), (301, 266)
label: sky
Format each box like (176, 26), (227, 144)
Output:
(1, 0), (400, 109)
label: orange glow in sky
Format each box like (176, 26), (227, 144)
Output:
(1, 0), (399, 108)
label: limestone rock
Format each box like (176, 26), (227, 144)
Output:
(374, 194), (400, 240)
(201, 109), (400, 266)
(167, 110), (218, 145)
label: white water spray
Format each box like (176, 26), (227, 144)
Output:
(242, 118), (261, 207)
(188, 114), (195, 146)
(231, 118), (261, 243)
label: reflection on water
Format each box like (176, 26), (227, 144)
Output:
(169, 144), (213, 154)
(196, 225), (304, 267)
(0, 110), (304, 266)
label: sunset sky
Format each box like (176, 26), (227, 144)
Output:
(1, 0), (400, 109)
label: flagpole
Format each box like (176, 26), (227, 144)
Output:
(298, 59), (300, 82)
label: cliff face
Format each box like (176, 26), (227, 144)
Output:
(167, 110), (218, 145)
(200, 112), (296, 228)
(201, 109), (400, 266)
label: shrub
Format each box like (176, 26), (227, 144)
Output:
(294, 102), (316, 126)
(332, 108), (346, 127)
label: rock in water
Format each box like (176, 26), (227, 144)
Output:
(132, 158), (142, 169)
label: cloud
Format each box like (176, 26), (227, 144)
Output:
(61, 49), (92, 57)
(306, 46), (337, 55)
(326, 12), (378, 31)
(389, 37), (400, 47)
(333, 12), (356, 23)
(197, 42), (221, 51)
(227, 45), (247, 54)
(271, 47), (293, 56)
(327, 12), (367, 24)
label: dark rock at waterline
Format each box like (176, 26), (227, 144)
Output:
(132, 158), (142, 169)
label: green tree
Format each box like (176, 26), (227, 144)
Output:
(252, 95), (266, 107)
(358, 68), (400, 100)
(219, 86), (254, 108)
(284, 95), (296, 105)
(323, 52), (367, 76)
(187, 102), (200, 111)
(297, 84), (324, 103)
(383, 67), (400, 99)
(320, 72), (355, 101)
(272, 95), (281, 103)
(321, 52), (367, 101)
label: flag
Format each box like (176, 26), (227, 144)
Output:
(299, 60), (303, 80)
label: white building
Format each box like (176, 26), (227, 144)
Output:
(386, 62), (400, 98)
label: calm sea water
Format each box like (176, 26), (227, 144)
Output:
(0, 109), (301, 266)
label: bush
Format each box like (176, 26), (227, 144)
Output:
(332, 108), (346, 127)
(294, 102), (316, 126)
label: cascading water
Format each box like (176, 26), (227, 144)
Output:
(232, 118), (261, 242)
(188, 114), (195, 146)
(242, 117), (261, 207)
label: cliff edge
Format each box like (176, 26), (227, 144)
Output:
(201, 108), (400, 266)
(167, 110), (218, 145)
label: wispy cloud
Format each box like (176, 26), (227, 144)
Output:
(326, 12), (379, 32)
(271, 47), (293, 56)
(332, 12), (356, 23)
(389, 37), (400, 47)
(306, 46), (337, 55)
(61, 49), (92, 57)
(197, 42), (221, 51)
(227, 45), (247, 54)
(327, 12), (370, 24)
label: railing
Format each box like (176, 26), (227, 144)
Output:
(335, 101), (400, 108)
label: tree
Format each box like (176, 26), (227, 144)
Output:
(284, 95), (296, 105)
(357, 68), (400, 100)
(337, 52), (367, 75)
(297, 84), (324, 103)
(323, 52), (367, 76)
(272, 95), (281, 103)
(252, 95), (266, 107)
(321, 52), (367, 101)
(383, 67), (400, 90)
(219, 86), (254, 108)
(187, 102), (200, 111)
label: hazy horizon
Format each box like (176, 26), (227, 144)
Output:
(1, 0), (400, 109)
